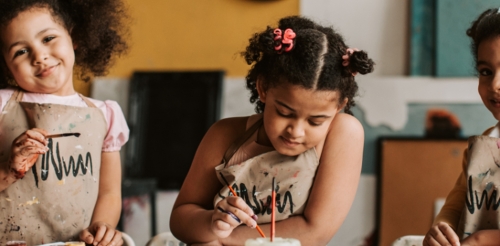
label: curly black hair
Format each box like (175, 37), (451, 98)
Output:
(0, 0), (129, 87)
(467, 8), (500, 65)
(242, 16), (375, 115)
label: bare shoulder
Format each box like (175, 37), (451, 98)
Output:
(208, 117), (248, 138)
(328, 113), (364, 138)
(200, 116), (250, 153)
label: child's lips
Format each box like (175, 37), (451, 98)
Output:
(490, 98), (500, 107)
(281, 136), (300, 146)
(36, 64), (58, 77)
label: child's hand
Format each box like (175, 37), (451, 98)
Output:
(79, 222), (123, 246)
(212, 196), (257, 238)
(423, 222), (460, 246)
(9, 128), (48, 179)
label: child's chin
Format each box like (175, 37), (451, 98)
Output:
(275, 147), (303, 157)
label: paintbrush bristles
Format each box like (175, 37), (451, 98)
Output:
(46, 132), (81, 138)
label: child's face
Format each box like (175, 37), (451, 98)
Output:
(1, 8), (75, 96)
(257, 82), (345, 156)
(478, 36), (500, 121)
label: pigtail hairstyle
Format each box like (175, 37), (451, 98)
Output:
(242, 16), (374, 115)
(467, 8), (500, 64)
(0, 0), (129, 87)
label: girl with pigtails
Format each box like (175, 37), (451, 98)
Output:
(171, 15), (375, 245)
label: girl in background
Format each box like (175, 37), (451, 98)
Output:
(0, 0), (129, 245)
(424, 8), (500, 246)
(171, 16), (374, 245)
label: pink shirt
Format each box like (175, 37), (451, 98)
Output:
(0, 88), (129, 152)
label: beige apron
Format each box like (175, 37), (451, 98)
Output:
(213, 119), (319, 224)
(457, 135), (500, 239)
(0, 90), (107, 245)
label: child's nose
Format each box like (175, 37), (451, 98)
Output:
(31, 49), (48, 65)
(286, 121), (305, 138)
(492, 74), (500, 91)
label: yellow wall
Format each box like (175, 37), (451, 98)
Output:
(76, 0), (298, 95)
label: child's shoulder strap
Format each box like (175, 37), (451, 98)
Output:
(222, 118), (263, 165)
(78, 94), (98, 108)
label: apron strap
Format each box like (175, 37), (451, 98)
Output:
(222, 118), (263, 166)
(78, 94), (98, 108)
(8, 90), (96, 108)
(8, 89), (24, 103)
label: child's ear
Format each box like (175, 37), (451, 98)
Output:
(256, 77), (267, 103)
(337, 98), (348, 113)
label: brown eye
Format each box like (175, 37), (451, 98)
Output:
(43, 36), (55, 43)
(479, 69), (492, 76)
(13, 49), (28, 58)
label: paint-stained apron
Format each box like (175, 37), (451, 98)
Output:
(457, 135), (500, 239)
(0, 90), (107, 245)
(213, 119), (319, 224)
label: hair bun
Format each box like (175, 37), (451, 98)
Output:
(348, 50), (375, 75)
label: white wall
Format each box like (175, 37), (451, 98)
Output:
(301, 0), (408, 76)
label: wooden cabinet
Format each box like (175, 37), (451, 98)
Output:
(376, 138), (467, 246)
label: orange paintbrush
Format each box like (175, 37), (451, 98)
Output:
(271, 177), (276, 242)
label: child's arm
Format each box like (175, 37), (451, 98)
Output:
(80, 151), (123, 246)
(171, 117), (258, 244)
(461, 230), (500, 246)
(423, 150), (468, 246)
(0, 128), (48, 192)
(221, 113), (364, 245)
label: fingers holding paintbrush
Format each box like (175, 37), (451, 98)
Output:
(219, 172), (266, 238)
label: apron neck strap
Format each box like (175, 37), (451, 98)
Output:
(78, 94), (97, 108)
(9, 89), (24, 103)
(222, 118), (263, 165)
(8, 90), (97, 108)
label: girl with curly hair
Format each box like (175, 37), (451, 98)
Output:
(0, 0), (129, 245)
(170, 15), (374, 245)
(424, 7), (500, 246)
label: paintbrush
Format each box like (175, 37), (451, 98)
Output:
(219, 172), (266, 238)
(46, 133), (81, 138)
(271, 177), (276, 242)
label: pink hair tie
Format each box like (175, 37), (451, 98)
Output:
(274, 29), (282, 51)
(273, 28), (296, 53)
(342, 48), (360, 76)
(282, 29), (296, 52)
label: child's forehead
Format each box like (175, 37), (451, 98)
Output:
(271, 83), (340, 102)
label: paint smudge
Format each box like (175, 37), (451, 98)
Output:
(58, 179), (65, 185)
(5, 198), (11, 202)
(497, 140), (500, 149)
(292, 171), (300, 178)
(485, 182), (494, 192)
(68, 123), (76, 130)
(8, 224), (20, 232)
(478, 169), (491, 179)
(18, 197), (39, 207)
(75, 145), (83, 150)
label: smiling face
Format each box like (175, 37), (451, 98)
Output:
(1, 7), (75, 96)
(257, 81), (345, 156)
(477, 36), (500, 121)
